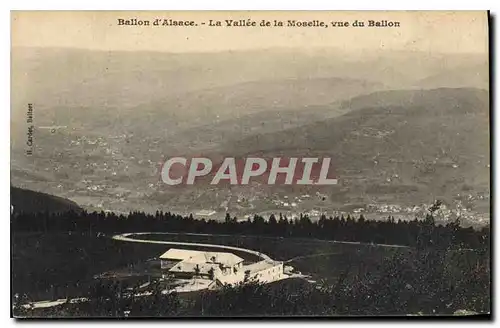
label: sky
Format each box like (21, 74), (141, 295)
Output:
(11, 11), (489, 54)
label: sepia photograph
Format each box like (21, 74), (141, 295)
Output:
(10, 10), (490, 318)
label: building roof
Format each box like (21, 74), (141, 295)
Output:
(244, 260), (282, 273)
(159, 249), (206, 261)
(159, 248), (244, 266)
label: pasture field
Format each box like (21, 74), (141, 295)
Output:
(12, 231), (405, 302)
(12, 232), (166, 300)
(130, 232), (405, 283)
(12, 231), (488, 316)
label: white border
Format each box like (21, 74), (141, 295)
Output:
(2, 1), (497, 327)
(3, 0), (498, 10)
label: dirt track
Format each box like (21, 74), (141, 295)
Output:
(112, 232), (274, 261)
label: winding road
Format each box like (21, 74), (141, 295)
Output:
(112, 232), (274, 261)
(19, 232), (411, 311)
(112, 232), (409, 257)
(112, 231), (412, 266)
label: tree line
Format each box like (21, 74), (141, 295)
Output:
(12, 201), (490, 317)
(12, 201), (489, 251)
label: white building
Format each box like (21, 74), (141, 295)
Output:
(158, 248), (285, 288)
(244, 260), (284, 283)
(195, 210), (217, 217)
(159, 248), (244, 282)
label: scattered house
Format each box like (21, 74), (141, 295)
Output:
(195, 209), (217, 217)
(309, 209), (321, 216)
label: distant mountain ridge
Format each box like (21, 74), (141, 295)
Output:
(9, 47), (489, 216)
(228, 88), (489, 208)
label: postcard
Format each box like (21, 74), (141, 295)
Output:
(10, 11), (490, 318)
